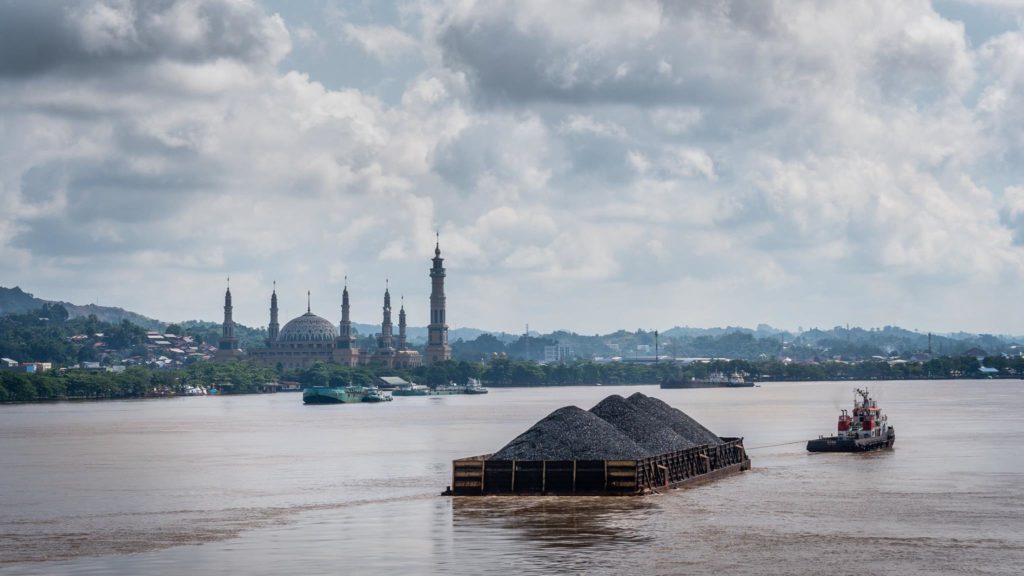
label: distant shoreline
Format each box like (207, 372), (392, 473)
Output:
(3, 376), (1019, 405)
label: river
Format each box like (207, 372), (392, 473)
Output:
(1, 380), (1021, 575)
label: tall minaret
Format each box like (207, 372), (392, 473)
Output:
(333, 277), (359, 366)
(398, 296), (408, 351)
(426, 233), (451, 364)
(215, 278), (241, 360)
(267, 281), (279, 344)
(378, 280), (394, 353)
(339, 277), (354, 348)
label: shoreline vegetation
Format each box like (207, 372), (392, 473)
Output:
(1, 356), (1019, 404)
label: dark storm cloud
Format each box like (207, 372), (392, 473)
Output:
(0, 0), (287, 78)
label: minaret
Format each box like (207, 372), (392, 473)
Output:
(426, 233), (451, 364)
(215, 278), (242, 361)
(379, 280), (394, 353)
(333, 277), (359, 366)
(339, 277), (354, 347)
(267, 281), (279, 344)
(398, 296), (408, 351)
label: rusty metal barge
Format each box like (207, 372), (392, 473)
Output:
(444, 392), (751, 496)
(446, 438), (750, 495)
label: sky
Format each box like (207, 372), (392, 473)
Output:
(3, 0), (1024, 335)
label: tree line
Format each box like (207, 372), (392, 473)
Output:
(2, 354), (1017, 403)
(0, 361), (276, 402)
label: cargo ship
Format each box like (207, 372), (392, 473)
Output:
(807, 388), (895, 452)
(661, 371), (753, 389)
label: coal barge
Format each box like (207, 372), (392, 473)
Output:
(807, 388), (895, 452)
(445, 393), (750, 496)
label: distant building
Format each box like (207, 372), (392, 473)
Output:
(21, 362), (52, 373)
(543, 344), (576, 364)
(244, 239), (446, 370)
(377, 376), (411, 388)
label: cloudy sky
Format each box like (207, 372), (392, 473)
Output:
(3, 0), (1024, 335)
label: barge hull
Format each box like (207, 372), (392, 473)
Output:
(446, 437), (750, 496)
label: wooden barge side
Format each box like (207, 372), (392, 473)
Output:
(445, 437), (750, 496)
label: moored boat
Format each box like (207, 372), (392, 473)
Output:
(430, 383), (463, 395)
(362, 387), (393, 403)
(302, 385), (368, 404)
(462, 378), (489, 394)
(807, 388), (895, 452)
(392, 382), (431, 396)
(661, 371), (753, 389)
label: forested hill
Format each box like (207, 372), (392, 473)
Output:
(0, 304), (147, 365)
(0, 286), (163, 331)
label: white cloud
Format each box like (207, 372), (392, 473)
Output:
(342, 23), (417, 63)
(557, 114), (626, 138)
(665, 147), (716, 181)
(2, 0), (1024, 335)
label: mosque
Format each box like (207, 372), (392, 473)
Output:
(214, 240), (452, 370)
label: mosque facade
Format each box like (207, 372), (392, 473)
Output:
(216, 241), (451, 370)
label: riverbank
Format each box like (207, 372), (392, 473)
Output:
(2, 381), (1022, 575)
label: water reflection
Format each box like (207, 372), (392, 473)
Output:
(453, 496), (656, 550)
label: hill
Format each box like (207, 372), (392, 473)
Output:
(0, 287), (163, 331)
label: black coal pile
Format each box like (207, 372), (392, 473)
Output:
(489, 406), (648, 461)
(626, 392), (722, 446)
(589, 395), (697, 455)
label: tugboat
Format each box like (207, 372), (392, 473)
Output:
(807, 388), (895, 452)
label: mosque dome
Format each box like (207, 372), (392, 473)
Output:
(278, 312), (338, 343)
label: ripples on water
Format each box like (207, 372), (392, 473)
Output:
(1, 381), (1022, 575)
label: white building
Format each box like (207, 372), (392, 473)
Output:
(543, 344), (576, 364)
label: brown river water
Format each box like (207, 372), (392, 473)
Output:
(1, 381), (1022, 575)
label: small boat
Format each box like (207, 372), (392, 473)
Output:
(392, 383), (431, 396)
(807, 388), (895, 452)
(430, 383), (464, 395)
(362, 387), (393, 403)
(462, 378), (489, 395)
(661, 371), (753, 389)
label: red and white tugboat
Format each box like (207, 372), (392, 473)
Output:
(807, 388), (895, 452)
